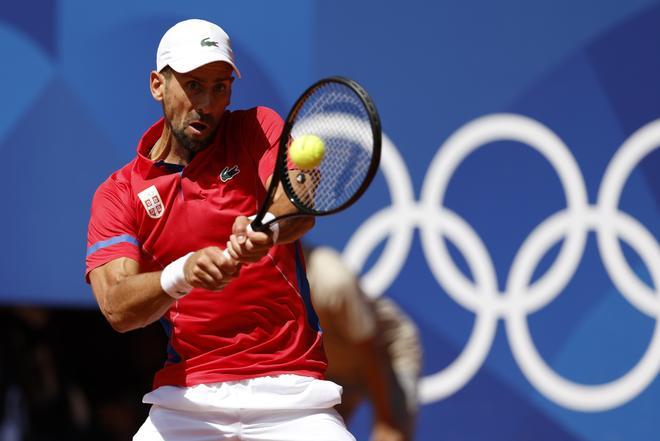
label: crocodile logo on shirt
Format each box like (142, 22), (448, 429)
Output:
(201, 37), (219, 47)
(220, 165), (240, 182)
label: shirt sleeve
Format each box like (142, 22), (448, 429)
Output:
(246, 106), (284, 186)
(85, 177), (141, 282)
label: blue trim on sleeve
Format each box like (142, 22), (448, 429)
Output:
(86, 234), (139, 257)
(294, 242), (320, 331)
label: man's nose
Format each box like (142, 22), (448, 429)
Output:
(195, 92), (213, 113)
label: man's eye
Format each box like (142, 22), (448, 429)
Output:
(215, 83), (227, 93)
(187, 82), (201, 91)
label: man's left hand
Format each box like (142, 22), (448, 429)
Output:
(225, 215), (274, 263)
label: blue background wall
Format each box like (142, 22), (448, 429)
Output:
(1, 1), (659, 440)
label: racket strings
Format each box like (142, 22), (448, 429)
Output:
(287, 82), (375, 212)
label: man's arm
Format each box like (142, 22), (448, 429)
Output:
(357, 338), (409, 441)
(89, 247), (238, 333)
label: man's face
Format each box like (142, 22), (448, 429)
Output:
(157, 61), (234, 153)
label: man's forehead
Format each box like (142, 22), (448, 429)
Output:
(197, 61), (234, 73)
(178, 61), (234, 80)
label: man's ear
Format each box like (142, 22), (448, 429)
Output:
(150, 71), (165, 102)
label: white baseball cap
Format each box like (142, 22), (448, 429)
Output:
(156, 19), (241, 78)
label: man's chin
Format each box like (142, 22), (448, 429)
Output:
(174, 130), (215, 153)
(183, 138), (212, 153)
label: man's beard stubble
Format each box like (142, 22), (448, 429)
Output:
(171, 122), (217, 154)
(163, 103), (218, 155)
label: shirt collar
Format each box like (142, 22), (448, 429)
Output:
(135, 118), (166, 179)
(134, 113), (229, 179)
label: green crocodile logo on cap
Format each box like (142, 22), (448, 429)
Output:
(201, 37), (219, 47)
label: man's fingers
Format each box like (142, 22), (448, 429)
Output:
(191, 269), (219, 290)
(183, 247), (240, 291)
(193, 267), (235, 291)
(232, 216), (250, 244)
(244, 228), (272, 253)
(227, 234), (266, 263)
(228, 234), (245, 257)
(245, 239), (259, 253)
(197, 259), (225, 284)
(191, 258), (224, 287)
(225, 241), (240, 260)
(219, 255), (240, 276)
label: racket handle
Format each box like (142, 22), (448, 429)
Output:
(250, 219), (267, 232)
(249, 212), (279, 241)
(249, 215), (269, 232)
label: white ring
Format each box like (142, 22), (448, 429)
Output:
(340, 113), (660, 411)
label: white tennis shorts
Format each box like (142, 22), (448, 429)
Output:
(133, 374), (355, 441)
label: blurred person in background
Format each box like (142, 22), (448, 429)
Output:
(304, 246), (423, 441)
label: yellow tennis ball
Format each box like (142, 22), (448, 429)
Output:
(289, 134), (325, 169)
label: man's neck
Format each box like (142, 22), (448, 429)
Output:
(150, 124), (192, 165)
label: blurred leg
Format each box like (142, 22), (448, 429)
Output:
(334, 386), (364, 422)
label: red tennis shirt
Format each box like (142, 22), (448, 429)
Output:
(86, 107), (326, 389)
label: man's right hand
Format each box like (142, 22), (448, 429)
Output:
(183, 246), (240, 291)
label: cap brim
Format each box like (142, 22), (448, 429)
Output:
(167, 52), (241, 78)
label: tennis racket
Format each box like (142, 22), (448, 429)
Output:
(252, 76), (382, 231)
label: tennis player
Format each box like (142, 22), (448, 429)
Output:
(85, 19), (354, 441)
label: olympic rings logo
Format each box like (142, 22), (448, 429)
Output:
(340, 114), (660, 412)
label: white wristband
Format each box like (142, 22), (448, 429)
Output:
(161, 252), (194, 299)
(249, 212), (279, 244)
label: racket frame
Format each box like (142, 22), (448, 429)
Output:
(251, 76), (381, 231)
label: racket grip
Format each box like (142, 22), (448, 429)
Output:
(250, 222), (265, 232)
(248, 212), (279, 242)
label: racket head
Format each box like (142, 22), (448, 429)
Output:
(277, 76), (382, 216)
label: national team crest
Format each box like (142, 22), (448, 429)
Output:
(138, 185), (164, 219)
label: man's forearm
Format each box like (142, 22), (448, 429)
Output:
(357, 339), (400, 426)
(95, 271), (174, 333)
(272, 216), (315, 244)
(263, 174), (316, 244)
(92, 248), (238, 333)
